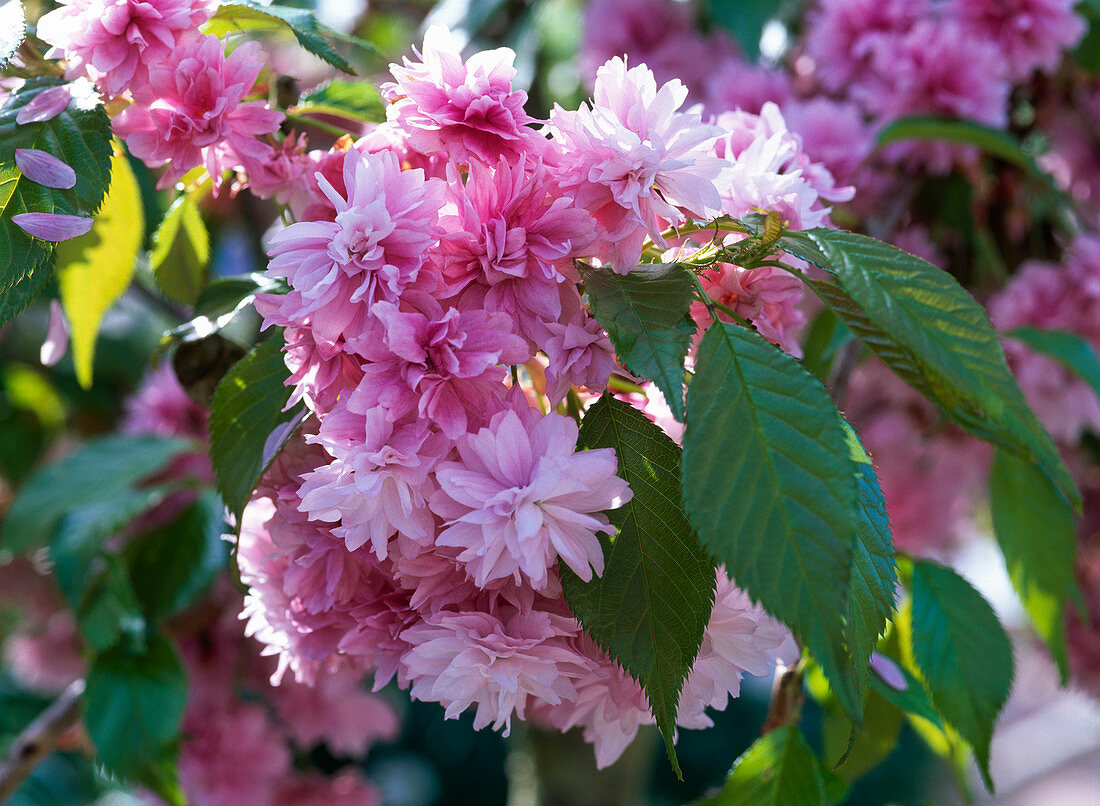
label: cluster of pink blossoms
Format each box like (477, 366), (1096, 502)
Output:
(218, 26), (829, 766)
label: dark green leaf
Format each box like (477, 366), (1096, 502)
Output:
(2, 434), (190, 553)
(208, 2), (354, 73)
(296, 79), (386, 123)
(990, 448), (1078, 683)
(909, 560), (1014, 790)
(0, 262), (49, 328)
(126, 492), (230, 623)
(582, 263), (695, 421)
(167, 272), (284, 346)
(0, 1), (25, 68)
(823, 685), (902, 784)
(682, 321), (863, 718)
(0, 78), (113, 293)
(1075, 0), (1100, 71)
(877, 117), (1045, 176)
(703, 0), (783, 62)
(843, 424), (897, 696)
(150, 194), (210, 305)
(867, 656), (944, 730)
(799, 308), (852, 385)
(699, 725), (827, 806)
(209, 333), (302, 519)
(562, 395), (715, 776)
(773, 227), (1078, 508)
(1008, 327), (1100, 406)
(83, 634), (187, 782)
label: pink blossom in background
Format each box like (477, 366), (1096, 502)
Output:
(36, 0), (214, 98)
(347, 294), (528, 439)
(113, 35), (283, 191)
(1068, 481), (1100, 694)
(430, 407), (629, 590)
(298, 406), (445, 558)
(703, 60), (793, 118)
(782, 98), (874, 187)
(262, 148), (444, 353)
(581, 0), (739, 97)
(945, 0), (1086, 80)
(693, 263), (806, 356)
(676, 570), (795, 730)
(271, 667), (400, 756)
(121, 362), (208, 440)
(272, 772), (381, 806)
(383, 25), (545, 165)
(436, 159), (594, 343)
(4, 614), (85, 694)
(805, 0), (927, 93)
(401, 607), (592, 735)
(549, 57), (725, 272)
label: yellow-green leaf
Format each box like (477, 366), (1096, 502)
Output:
(150, 194), (210, 304)
(56, 149), (143, 388)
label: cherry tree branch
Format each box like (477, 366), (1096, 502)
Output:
(0, 680), (85, 802)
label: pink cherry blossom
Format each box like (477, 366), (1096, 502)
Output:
(692, 263), (806, 356)
(113, 35), (283, 192)
(704, 59), (793, 117)
(401, 606), (593, 735)
(37, 0), (214, 98)
(263, 148), (444, 351)
(549, 57), (725, 272)
(346, 293), (528, 439)
(430, 406), (630, 590)
(383, 25), (546, 165)
(540, 310), (616, 405)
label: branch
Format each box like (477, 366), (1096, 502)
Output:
(761, 662), (805, 735)
(0, 680), (85, 802)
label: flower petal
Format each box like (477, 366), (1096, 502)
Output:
(15, 148), (77, 189)
(40, 300), (70, 367)
(15, 86), (71, 124)
(12, 212), (94, 241)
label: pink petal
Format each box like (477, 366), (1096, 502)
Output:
(870, 651), (908, 691)
(12, 212), (94, 241)
(40, 300), (70, 367)
(15, 86), (71, 124)
(15, 149), (77, 189)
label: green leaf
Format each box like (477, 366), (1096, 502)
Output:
(561, 395), (715, 776)
(0, 261), (49, 328)
(867, 655), (944, 730)
(83, 634), (187, 784)
(296, 79), (386, 123)
(843, 425), (897, 696)
(0, 79), (113, 284)
(877, 117), (1046, 176)
(0, 1), (25, 68)
(823, 684), (902, 784)
(699, 725), (827, 806)
(207, 1), (354, 73)
(209, 333), (302, 519)
(167, 272), (284, 346)
(682, 320), (863, 718)
(799, 308), (852, 385)
(126, 492), (230, 623)
(909, 560), (1014, 791)
(2, 434), (190, 553)
(1075, 0), (1100, 72)
(582, 263), (696, 421)
(150, 194), (210, 305)
(773, 227), (1078, 508)
(703, 0), (783, 62)
(990, 449), (1078, 683)
(56, 150), (143, 388)
(1008, 326), (1100, 406)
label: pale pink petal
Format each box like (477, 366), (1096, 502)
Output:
(870, 651), (908, 691)
(15, 86), (71, 124)
(15, 148), (77, 189)
(40, 300), (70, 367)
(12, 212), (93, 241)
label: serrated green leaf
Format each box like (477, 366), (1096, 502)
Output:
(126, 492), (230, 623)
(682, 320), (863, 719)
(823, 684), (902, 784)
(773, 227), (1078, 508)
(296, 79), (386, 123)
(0, 79), (113, 292)
(562, 395), (715, 776)
(990, 449), (1078, 683)
(0, 260), (48, 328)
(582, 263), (695, 421)
(0, 1), (25, 68)
(83, 634), (187, 783)
(699, 725), (827, 806)
(843, 424), (897, 696)
(150, 194), (209, 305)
(1008, 327), (1100, 406)
(909, 560), (1014, 791)
(56, 150), (143, 388)
(209, 333), (302, 518)
(1, 434), (190, 553)
(207, 1), (353, 73)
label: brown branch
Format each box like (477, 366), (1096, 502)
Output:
(761, 663), (805, 735)
(0, 680), (85, 802)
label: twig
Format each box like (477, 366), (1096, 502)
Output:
(0, 680), (85, 802)
(761, 662), (805, 735)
